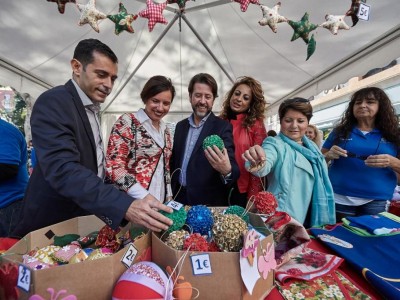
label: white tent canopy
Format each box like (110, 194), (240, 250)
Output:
(1, 0), (400, 133)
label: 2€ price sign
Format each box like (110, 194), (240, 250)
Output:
(190, 253), (212, 276)
(17, 264), (31, 292)
(357, 3), (371, 21)
(166, 200), (183, 211)
(121, 243), (138, 268)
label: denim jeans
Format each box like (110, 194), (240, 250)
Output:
(335, 200), (388, 222)
(0, 199), (23, 237)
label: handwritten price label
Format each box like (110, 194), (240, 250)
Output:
(190, 254), (212, 276)
(121, 243), (138, 268)
(17, 265), (31, 292)
(357, 3), (370, 21)
(166, 200), (183, 211)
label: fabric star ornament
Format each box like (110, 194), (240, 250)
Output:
(258, 2), (287, 33)
(167, 0), (191, 10)
(288, 12), (318, 44)
(346, 0), (366, 27)
(107, 2), (138, 35)
(306, 34), (316, 61)
(139, 0), (168, 32)
(320, 14), (350, 35)
(77, 0), (107, 33)
(234, 0), (260, 12)
(47, 0), (76, 14)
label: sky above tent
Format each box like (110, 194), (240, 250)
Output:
(1, 0), (400, 122)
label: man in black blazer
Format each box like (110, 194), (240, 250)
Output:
(170, 73), (239, 206)
(13, 39), (172, 237)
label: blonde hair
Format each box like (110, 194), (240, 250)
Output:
(307, 124), (322, 148)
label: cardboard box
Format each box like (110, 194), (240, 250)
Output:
(0, 215), (151, 300)
(152, 213), (275, 299)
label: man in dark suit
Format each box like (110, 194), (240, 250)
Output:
(170, 73), (239, 206)
(13, 39), (172, 237)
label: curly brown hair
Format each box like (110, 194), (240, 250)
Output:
(333, 87), (400, 146)
(220, 76), (266, 128)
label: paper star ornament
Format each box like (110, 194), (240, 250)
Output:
(77, 0), (106, 33)
(320, 14), (350, 35)
(234, 0), (260, 12)
(258, 2), (287, 33)
(346, 0), (366, 27)
(139, 0), (168, 32)
(47, 0), (76, 14)
(107, 3), (138, 35)
(288, 12), (318, 44)
(168, 0), (191, 10)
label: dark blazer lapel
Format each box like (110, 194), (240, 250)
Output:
(176, 118), (190, 166)
(65, 80), (97, 154)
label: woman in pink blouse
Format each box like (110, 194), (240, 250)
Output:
(220, 76), (267, 207)
(106, 76), (175, 203)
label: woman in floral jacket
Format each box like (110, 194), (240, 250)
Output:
(106, 76), (175, 203)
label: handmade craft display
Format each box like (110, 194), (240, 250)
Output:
(139, 0), (168, 32)
(107, 2), (138, 35)
(224, 205), (250, 223)
(161, 205), (187, 234)
(253, 191), (278, 215)
(47, 0), (76, 14)
(165, 229), (189, 250)
(183, 233), (209, 251)
(288, 12), (318, 44)
(76, 0), (107, 33)
(212, 213), (247, 252)
(320, 14), (350, 35)
(258, 2), (287, 33)
(202, 134), (224, 151)
(185, 205), (213, 235)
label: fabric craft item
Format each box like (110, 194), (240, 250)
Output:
(275, 249), (343, 284)
(276, 270), (372, 300)
(264, 211), (310, 267)
(31, 245), (61, 265)
(233, 0), (260, 12)
(311, 225), (400, 299)
(288, 12), (318, 44)
(258, 2), (287, 33)
(76, 0), (107, 33)
(107, 2), (138, 35)
(139, 0), (168, 32)
(23, 258), (53, 270)
(29, 288), (77, 300)
(87, 248), (113, 260)
(345, 212), (400, 235)
(77, 231), (98, 247)
(306, 34), (316, 61)
(320, 14), (350, 35)
(346, 0), (365, 27)
(0, 262), (19, 300)
(53, 234), (80, 247)
(47, 0), (76, 14)
(95, 224), (123, 252)
(69, 248), (94, 264)
(51, 244), (81, 264)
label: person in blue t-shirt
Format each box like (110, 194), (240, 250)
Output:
(322, 87), (400, 221)
(0, 118), (29, 237)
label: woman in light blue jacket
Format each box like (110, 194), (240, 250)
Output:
(243, 98), (335, 227)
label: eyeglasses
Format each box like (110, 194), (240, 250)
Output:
(282, 98), (310, 105)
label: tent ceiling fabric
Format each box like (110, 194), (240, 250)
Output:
(1, 0), (400, 123)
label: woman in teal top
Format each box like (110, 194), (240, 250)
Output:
(243, 98), (335, 227)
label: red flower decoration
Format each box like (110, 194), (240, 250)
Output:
(139, 0), (168, 32)
(95, 225), (122, 253)
(183, 233), (209, 252)
(286, 267), (303, 276)
(254, 191), (277, 215)
(0, 263), (19, 300)
(208, 241), (221, 252)
(296, 251), (327, 268)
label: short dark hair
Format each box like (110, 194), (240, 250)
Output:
(188, 73), (218, 99)
(278, 97), (313, 121)
(73, 39), (118, 69)
(267, 130), (277, 137)
(140, 76), (176, 103)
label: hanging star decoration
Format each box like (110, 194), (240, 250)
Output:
(167, 0), (191, 10)
(346, 0), (366, 27)
(107, 2), (138, 35)
(234, 0), (260, 13)
(47, 0), (76, 14)
(139, 0), (168, 32)
(77, 0), (106, 33)
(258, 2), (287, 33)
(306, 34), (316, 61)
(288, 12), (318, 44)
(320, 14), (350, 35)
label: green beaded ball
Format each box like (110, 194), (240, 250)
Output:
(161, 206), (187, 234)
(224, 205), (250, 224)
(202, 135), (224, 151)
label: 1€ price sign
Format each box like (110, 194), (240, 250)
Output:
(166, 200), (183, 211)
(190, 253), (212, 276)
(17, 265), (31, 292)
(121, 243), (138, 268)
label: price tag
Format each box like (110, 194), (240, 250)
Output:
(17, 265), (31, 292)
(166, 200), (183, 211)
(190, 254), (212, 276)
(121, 243), (138, 268)
(357, 3), (370, 21)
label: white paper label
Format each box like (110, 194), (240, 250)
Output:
(121, 243), (138, 268)
(166, 200), (183, 211)
(17, 265), (31, 292)
(357, 3), (370, 21)
(190, 253), (212, 276)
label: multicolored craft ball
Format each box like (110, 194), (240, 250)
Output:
(183, 233), (209, 252)
(202, 135), (224, 151)
(161, 206), (187, 234)
(165, 229), (189, 250)
(254, 191), (278, 215)
(112, 261), (173, 300)
(212, 214), (247, 252)
(224, 205), (250, 224)
(186, 205), (214, 235)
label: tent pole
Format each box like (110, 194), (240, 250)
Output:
(101, 13), (180, 115)
(181, 14), (234, 84)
